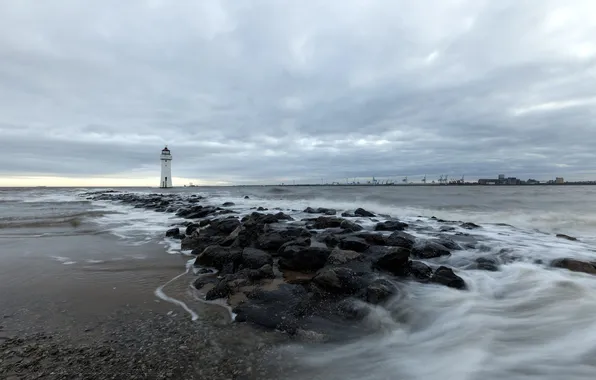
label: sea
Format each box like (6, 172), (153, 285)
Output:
(2, 185), (596, 379)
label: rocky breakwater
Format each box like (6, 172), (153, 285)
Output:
(179, 210), (470, 340)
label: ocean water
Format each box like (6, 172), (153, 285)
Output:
(2, 185), (596, 379)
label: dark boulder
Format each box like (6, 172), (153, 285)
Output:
(339, 237), (370, 252)
(312, 267), (366, 294)
(194, 245), (242, 270)
(386, 231), (416, 249)
(375, 220), (409, 231)
(373, 248), (411, 276)
(233, 284), (309, 332)
(327, 247), (362, 265)
(365, 278), (398, 304)
(185, 223), (200, 236)
(315, 232), (342, 247)
(257, 228), (311, 252)
(431, 236), (462, 250)
(304, 207), (337, 215)
(165, 227), (180, 238)
(411, 241), (451, 259)
(308, 216), (363, 232)
(475, 257), (499, 271)
(278, 246), (331, 272)
(460, 222), (481, 230)
(556, 234), (578, 241)
(222, 202), (235, 207)
(354, 208), (376, 217)
(431, 266), (466, 289)
(257, 207), (268, 211)
(551, 258), (596, 275)
(241, 248), (273, 269)
(341, 211), (355, 217)
(244, 196), (250, 199)
(408, 261), (433, 280)
(277, 237), (311, 254)
(355, 233), (387, 246)
(235, 264), (275, 281)
(210, 217), (241, 234)
(205, 278), (231, 300)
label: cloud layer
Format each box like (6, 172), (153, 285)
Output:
(1, 0), (595, 185)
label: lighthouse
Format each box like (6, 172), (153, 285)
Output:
(160, 146), (173, 188)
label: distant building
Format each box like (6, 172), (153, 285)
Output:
(555, 177), (564, 184)
(527, 179), (540, 184)
(498, 174), (505, 180)
(160, 146), (173, 188)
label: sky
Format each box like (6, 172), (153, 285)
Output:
(0, 0), (595, 186)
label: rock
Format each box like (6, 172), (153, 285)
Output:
(373, 248), (411, 276)
(165, 227), (180, 238)
(354, 208), (376, 217)
(460, 222), (481, 230)
(408, 261), (433, 280)
(235, 264), (275, 281)
(244, 196), (250, 199)
(375, 220), (409, 231)
(431, 266), (466, 289)
(257, 206), (268, 211)
(475, 257), (499, 271)
(278, 246), (331, 272)
(185, 223), (200, 236)
(440, 226), (456, 232)
(205, 278), (231, 300)
(277, 237), (311, 254)
(210, 217), (241, 234)
(194, 245), (242, 270)
(341, 212), (355, 217)
(355, 233), (387, 246)
(304, 207), (337, 215)
(312, 268), (365, 294)
(233, 284), (309, 332)
(556, 234), (578, 241)
(365, 279), (398, 304)
(257, 228), (311, 252)
(222, 202), (235, 207)
(339, 237), (369, 252)
(307, 216), (363, 232)
(386, 231), (416, 249)
(551, 258), (596, 275)
(241, 248), (273, 269)
(327, 247), (362, 265)
(315, 232), (342, 247)
(431, 236), (462, 250)
(411, 241), (451, 259)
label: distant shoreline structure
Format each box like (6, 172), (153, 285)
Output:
(236, 182), (596, 187)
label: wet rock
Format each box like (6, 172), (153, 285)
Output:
(354, 208), (376, 217)
(440, 226), (456, 232)
(460, 222), (481, 230)
(233, 284), (308, 332)
(341, 211), (355, 217)
(386, 231), (416, 249)
(327, 247), (362, 265)
(165, 227), (180, 238)
(185, 223), (200, 236)
(375, 220), (409, 231)
(235, 264), (275, 281)
(475, 257), (499, 271)
(373, 248), (411, 276)
(411, 241), (451, 259)
(304, 207), (337, 215)
(177, 205), (219, 219)
(257, 228), (311, 252)
(222, 202), (235, 207)
(339, 237), (369, 252)
(194, 245), (242, 270)
(307, 216), (363, 232)
(205, 278), (231, 300)
(408, 261), (433, 280)
(365, 278), (398, 304)
(431, 266), (466, 290)
(355, 233), (387, 245)
(277, 237), (311, 254)
(312, 268), (365, 294)
(257, 206), (268, 211)
(551, 258), (596, 275)
(431, 236), (462, 250)
(278, 246), (331, 272)
(556, 234), (578, 241)
(241, 248), (273, 269)
(244, 196), (250, 199)
(210, 217), (241, 234)
(315, 232), (342, 247)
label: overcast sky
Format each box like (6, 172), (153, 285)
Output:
(1, 0), (595, 186)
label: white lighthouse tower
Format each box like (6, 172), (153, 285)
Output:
(160, 146), (173, 188)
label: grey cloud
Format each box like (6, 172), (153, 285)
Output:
(0, 0), (595, 185)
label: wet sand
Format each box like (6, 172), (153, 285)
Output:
(0, 224), (292, 379)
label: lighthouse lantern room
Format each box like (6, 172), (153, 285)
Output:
(160, 146), (172, 188)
